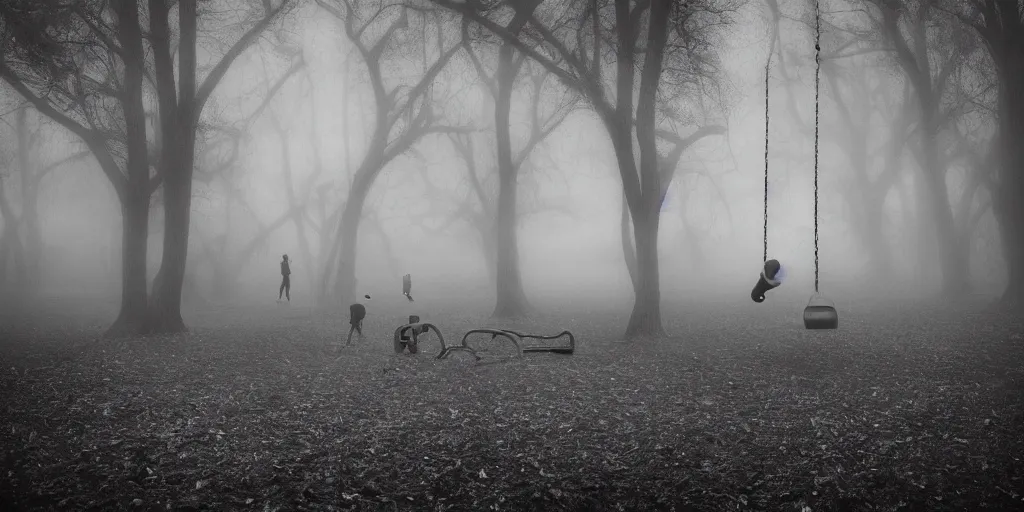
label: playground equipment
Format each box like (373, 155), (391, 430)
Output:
(751, 259), (782, 303)
(392, 319), (576, 362)
(755, 0), (838, 330)
(438, 328), (576, 361)
(393, 316), (441, 354)
(506, 329), (575, 355)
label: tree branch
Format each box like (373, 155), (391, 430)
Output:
(461, 19), (497, 96)
(74, 6), (124, 58)
(657, 124), (727, 199)
(388, 42), (462, 126)
(245, 56), (307, 125)
(0, 60), (126, 197)
(194, 0), (293, 118)
(429, 0), (584, 93)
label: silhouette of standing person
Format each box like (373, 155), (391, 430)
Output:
(278, 254), (291, 302)
(346, 295), (371, 346)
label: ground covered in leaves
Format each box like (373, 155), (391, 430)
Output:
(1, 292), (1022, 511)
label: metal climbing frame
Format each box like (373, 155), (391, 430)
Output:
(499, 329), (575, 354)
(436, 328), (576, 361)
(393, 321), (444, 355)
(391, 320), (576, 361)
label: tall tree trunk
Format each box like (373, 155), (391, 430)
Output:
(492, 41), (529, 318)
(626, 204), (663, 337)
(918, 108), (969, 296)
(879, 4), (969, 296)
(996, 187), (1024, 305)
(996, 57), (1024, 307)
(621, 190), (638, 290)
(148, 0), (198, 333)
(993, 14), (1024, 307)
(332, 190), (368, 305)
(107, 0), (153, 336)
(622, 0), (671, 339)
(111, 190), (151, 334)
(824, 66), (904, 281)
(479, 224), (498, 290)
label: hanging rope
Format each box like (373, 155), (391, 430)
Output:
(763, 51), (772, 264)
(812, 0), (822, 293)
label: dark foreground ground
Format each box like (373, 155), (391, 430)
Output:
(0, 293), (1022, 511)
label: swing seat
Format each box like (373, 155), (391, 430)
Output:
(803, 294), (838, 330)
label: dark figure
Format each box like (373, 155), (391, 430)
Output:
(403, 274), (414, 302)
(346, 295), (371, 345)
(278, 255), (291, 302)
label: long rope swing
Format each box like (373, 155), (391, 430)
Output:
(751, 46), (781, 304)
(812, 0), (821, 295)
(763, 51), (771, 265)
(752, 0), (838, 330)
(751, 34), (781, 304)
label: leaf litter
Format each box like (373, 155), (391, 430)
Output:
(0, 296), (1022, 511)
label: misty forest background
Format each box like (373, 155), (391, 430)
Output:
(0, 0), (1022, 338)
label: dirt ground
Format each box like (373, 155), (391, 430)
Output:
(1, 293), (1022, 511)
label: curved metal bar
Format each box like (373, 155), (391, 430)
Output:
(437, 345), (481, 361)
(501, 329), (575, 354)
(418, 323), (447, 355)
(459, 329), (523, 359)
(393, 322), (446, 354)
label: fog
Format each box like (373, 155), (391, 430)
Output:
(0, 0), (1009, 326)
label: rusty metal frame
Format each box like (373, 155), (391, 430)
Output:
(393, 322), (446, 355)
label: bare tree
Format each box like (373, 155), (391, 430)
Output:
(430, 0), (736, 337)
(938, 0), (1024, 306)
(856, 0), (980, 295)
(0, 0), (161, 335)
(821, 59), (911, 279)
(268, 112), (319, 298)
(766, 0), (915, 282)
(0, 107), (90, 291)
(414, 124), (576, 293)
(620, 125), (726, 293)
(453, 34), (578, 317)
(314, 0), (463, 305)
(187, 59), (312, 299)
(146, 0), (298, 332)
(0, 0), (297, 333)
